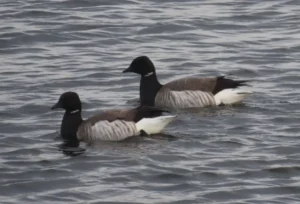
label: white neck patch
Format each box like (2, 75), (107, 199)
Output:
(144, 72), (154, 77)
(70, 109), (80, 114)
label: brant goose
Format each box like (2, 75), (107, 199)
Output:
(51, 92), (176, 145)
(123, 56), (252, 109)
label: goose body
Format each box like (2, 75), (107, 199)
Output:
(76, 109), (175, 143)
(123, 56), (252, 109)
(52, 92), (176, 146)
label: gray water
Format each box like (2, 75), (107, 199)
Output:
(1, 0), (300, 203)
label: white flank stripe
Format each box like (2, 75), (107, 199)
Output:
(78, 120), (138, 142)
(155, 89), (216, 108)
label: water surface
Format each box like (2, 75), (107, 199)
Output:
(1, 0), (300, 203)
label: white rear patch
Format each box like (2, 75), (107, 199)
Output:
(135, 115), (176, 135)
(214, 88), (253, 105)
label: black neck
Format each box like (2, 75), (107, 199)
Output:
(60, 110), (83, 145)
(140, 73), (163, 106)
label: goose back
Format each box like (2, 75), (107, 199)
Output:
(164, 77), (217, 92)
(164, 76), (248, 95)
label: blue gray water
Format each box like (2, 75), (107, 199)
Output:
(1, 0), (300, 203)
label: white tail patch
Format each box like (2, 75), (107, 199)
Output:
(214, 88), (253, 105)
(135, 115), (176, 135)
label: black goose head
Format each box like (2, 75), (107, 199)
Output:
(123, 56), (162, 106)
(123, 56), (156, 77)
(52, 92), (83, 147)
(51, 92), (82, 112)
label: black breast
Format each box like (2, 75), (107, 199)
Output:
(140, 74), (162, 106)
(61, 112), (83, 144)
